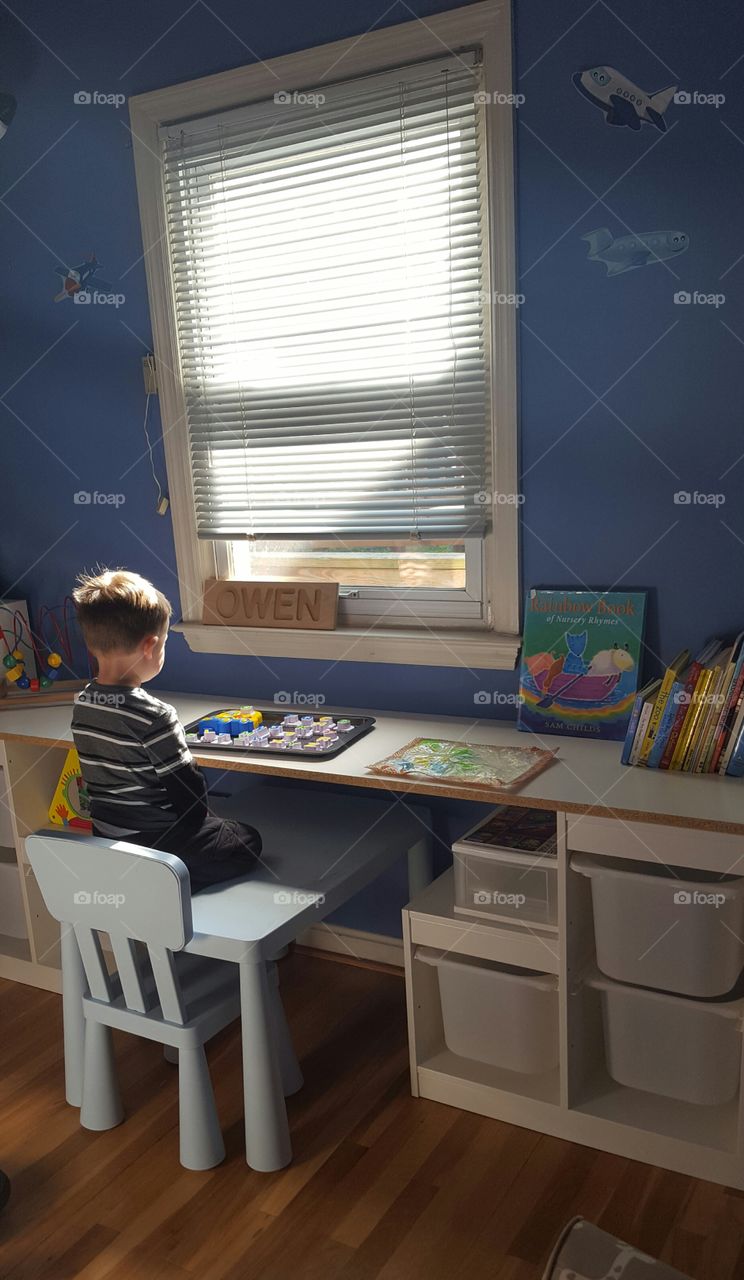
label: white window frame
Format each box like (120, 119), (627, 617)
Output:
(129, 0), (520, 670)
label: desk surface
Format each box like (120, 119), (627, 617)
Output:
(1, 691), (744, 835)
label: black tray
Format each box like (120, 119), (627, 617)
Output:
(183, 707), (376, 760)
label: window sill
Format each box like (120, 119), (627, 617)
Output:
(175, 623), (521, 670)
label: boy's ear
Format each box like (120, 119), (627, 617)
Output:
(142, 634), (160, 659)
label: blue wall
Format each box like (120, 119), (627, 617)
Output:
(2, 0), (743, 930)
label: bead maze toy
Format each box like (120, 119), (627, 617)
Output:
(183, 706), (376, 760)
(0, 597), (89, 707)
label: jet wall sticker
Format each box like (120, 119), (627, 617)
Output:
(573, 66), (677, 132)
(582, 228), (689, 276)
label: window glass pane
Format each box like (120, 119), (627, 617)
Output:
(230, 540), (466, 589)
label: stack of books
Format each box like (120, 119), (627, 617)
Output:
(622, 635), (744, 776)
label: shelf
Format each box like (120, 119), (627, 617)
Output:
(408, 869), (560, 974)
(0, 933), (31, 963)
(571, 1068), (739, 1154)
(420, 1046), (561, 1106)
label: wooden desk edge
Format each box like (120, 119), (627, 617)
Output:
(2, 725), (743, 836)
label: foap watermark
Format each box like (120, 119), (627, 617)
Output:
(73, 90), (126, 108)
(474, 89), (525, 107)
(674, 290), (725, 308)
(673, 689), (725, 707)
(478, 289), (526, 308)
(74, 289), (126, 307)
(73, 890), (126, 907)
(76, 689), (126, 707)
(674, 90), (725, 109)
(274, 690), (326, 706)
(473, 890), (526, 908)
(274, 890), (325, 907)
(673, 889), (726, 908)
(673, 490), (725, 508)
(274, 89), (325, 108)
(74, 491), (126, 507)
(474, 691), (524, 707)
(473, 490), (525, 507)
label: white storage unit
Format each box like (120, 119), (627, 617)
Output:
(589, 971), (744, 1106)
(452, 806), (557, 928)
(572, 852), (744, 997)
(0, 765), (14, 848)
(0, 858), (26, 939)
(416, 947), (559, 1073)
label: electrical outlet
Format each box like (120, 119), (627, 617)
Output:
(157, 496), (170, 516)
(142, 354), (158, 394)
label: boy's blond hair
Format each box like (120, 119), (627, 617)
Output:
(73, 569), (172, 654)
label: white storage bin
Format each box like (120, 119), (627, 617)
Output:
(452, 806), (557, 927)
(589, 971), (744, 1106)
(0, 766), (14, 849)
(0, 859), (27, 939)
(417, 947), (559, 1074)
(572, 852), (744, 997)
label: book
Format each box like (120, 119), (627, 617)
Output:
(628, 682), (662, 765)
(695, 646), (736, 772)
(721, 689), (744, 774)
(710, 632), (744, 773)
(48, 747), (92, 831)
(646, 673), (688, 768)
(725, 718), (744, 777)
(621, 678), (661, 766)
(659, 639), (722, 770)
(518, 589), (646, 741)
(455, 806), (557, 855)
(638, 650), (689, 765)
(673, 666), (717, 771)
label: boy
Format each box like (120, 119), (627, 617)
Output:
(71, 568), (261, 893)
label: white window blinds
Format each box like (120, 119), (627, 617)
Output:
(160, 52), (491, 540)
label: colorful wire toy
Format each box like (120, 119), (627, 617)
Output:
(0, 598), (89, 691)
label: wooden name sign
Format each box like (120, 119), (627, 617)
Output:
(202, 578), (339, 631)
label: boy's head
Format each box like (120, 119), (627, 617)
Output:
(73, 569), (172, 683)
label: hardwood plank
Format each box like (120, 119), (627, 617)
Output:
(0, 956), (740, 1280)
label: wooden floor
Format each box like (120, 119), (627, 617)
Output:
(1, 952), (742, 1280)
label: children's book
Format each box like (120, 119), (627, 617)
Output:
(518, 589), (646, 741)
(710, 632), (744, 773)
(659, 638), (722, 770)
(621, 679), (660, 766)
(48, 747), (92, 831)
(638, 650), (689, 765)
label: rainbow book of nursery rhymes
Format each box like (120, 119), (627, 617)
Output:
(517, 589), (646, 741)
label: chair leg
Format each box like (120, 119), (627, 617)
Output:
(80, 1020), (124, 1131)
(267, 961), (303, 1096)
(61, 924), (86, 1109)
(178, 1046), (225, 1170)
(163, 1045), (179, 1064)
(239, 959), (292, 1171)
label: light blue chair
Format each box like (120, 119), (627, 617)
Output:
(25, 832), (298, 1170)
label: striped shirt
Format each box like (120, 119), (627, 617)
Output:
(72, 683), (208, 839)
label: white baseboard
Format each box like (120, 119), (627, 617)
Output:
(297, 922), (404, 969)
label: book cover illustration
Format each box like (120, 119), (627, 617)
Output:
(48, 747), (92, 831)
(518, 589), (647, 741)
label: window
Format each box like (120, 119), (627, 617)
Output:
(130, 2), (519, 666)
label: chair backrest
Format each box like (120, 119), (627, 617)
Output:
(26, 831), (193, 1023)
